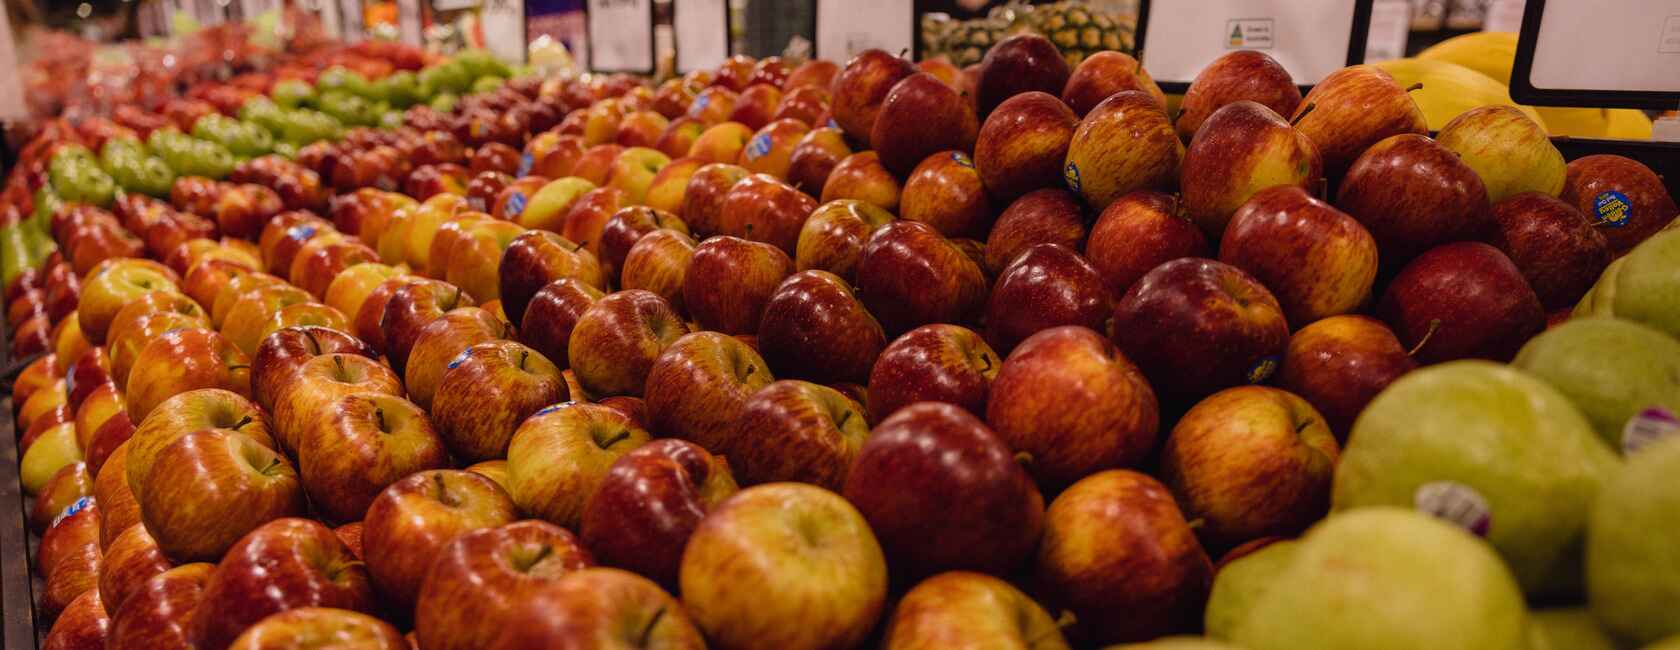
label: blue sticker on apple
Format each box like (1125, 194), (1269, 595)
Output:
(506, 191), (527, 217)
(1246, 355), (1279, 384)
(1063, 161), (1081, 193)
(517, 152), (533, 177)
(744, 133), (772, 160)
(1594, 191), (1632, 228)
(63, 365), (75, 398)
(827, 118), (840, 130)
(286, 224), (317, 241)
(951, 152), (974, 168)
(53, 496), (93, 528)
(447, 348), (472, 370)
(534, 403), (567, 416)
(692, 93), (710, 113)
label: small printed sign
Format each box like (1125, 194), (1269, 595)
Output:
(1226, 18), (1275, 49)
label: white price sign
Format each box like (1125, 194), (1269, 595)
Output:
(674, 0), (729, 73)
(1139, 0), (1370, 89)
(587, 0), (654, 72)
(1527, 1), (1680, 93)
(816, 0), (914, 64)
(0, 1), (25, 120)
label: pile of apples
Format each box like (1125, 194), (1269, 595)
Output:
(8, 29), (1680, 650)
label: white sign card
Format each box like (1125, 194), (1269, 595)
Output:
(816, 0), (913, 64)
(1528, 1), (1680, 93)
(1365, 0), (1411, 61)
(481, 0), (528, 63)
(674, 0), (729, 73)
(587, 0), (654, 72)
(1140, 0), (1365, 87)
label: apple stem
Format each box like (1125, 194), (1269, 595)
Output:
(375, 408), (387, 433)
(1407, 319), (1442, 357)
(450, 286), (463, 309)
(598, 429), (632, 449)
(898, 48), (909, 60)
(1186, 517), (1206, 530)
(232, 415), (253, 431)
(434, 472), (461, 507)
(228, 364), (250, 371)
(259, 457), (283, 476)
(836, 409), (852, 429)
(332, 354), (346, 377)
(518, 348), (529, 369)
(1290, 103), (1316, 127)
(1295, 418), (1315, 434)
(639, 607), (667, 646)
(1405, 82), (1424, 93)
(1013, 451), (1033, 467)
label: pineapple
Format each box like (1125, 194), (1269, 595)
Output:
(920, 0), (1136, 68)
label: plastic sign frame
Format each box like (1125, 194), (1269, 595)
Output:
(585, 0), (657, 74)
(1135, 0), (1375, 93)
(1509, 0), (1680, 110)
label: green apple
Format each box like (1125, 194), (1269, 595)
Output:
(1527, 609), (1617, 650)
(1513, 317), (1680, 449)
(1586, 437), (1680, 645)
(1204, 540), (1298, 640)
(1575, 229), (1680, 338)
(1436, 105), (1566, 204)
(1230, 508), (1528, 650)
(1333, 361), (1620, 599)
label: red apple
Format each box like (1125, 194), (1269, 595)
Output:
(900, 151), (993, 238)
(486, 568), (706, 649)
(1179, 100), (1323, 239)
(1558, 154), (1678, 254)
(1291, 64), (1427, 177)
(984, 243), (1112, 353)
(830, 49), (916, 144)
(684, 235), (794, 334)
(716, 173), (817, 254)
(1336, 133), (1491, 265)
(297, 393), (450, 523)
(821, 151), (900, 213)
(1488, 192), (1612, 310)
(867, 323), (999, 423)
(1035, 470), (1212, 644)
(413, 520), (593, 650)
(974, 91), (1079, 201)
(619, 228), (698, 312)
(1219, 185), (1379, 326)
(757, 269), (887, 385)
(871, 73), (979, 177)
(506, 401), (653, 529)
(431, 340), (567, 462)
(673, 484), (880, 650)
(1111, 258), (1289, 400)
(136, 429), (306, 562)
(226, 608), (405, 650)
(361, 470), (517, 611)
(854, 220), (986, 335)
(644, 331), (774, 451)
(1375, 241), (1544, 363)
(844, 402), (1043, 578)
(1063, 91), (1182, 210)
(722, 380), (870, 490)
(518, 278), (605, 370)
(1062, 50), (1168, 117)
(124, 328), (252, 423)
(1175, 50), (1301, 142)
(1084, 190), (1208, 297)
(975, 34), (1071, 117)
(1276, 315), (1417, 438)
(190, 518), (374, 650)
(1160, 386), (1339, 549)
(106, 562), (214, 650)
(579, 439), (737, 588)
(986, 326), (1158, 489)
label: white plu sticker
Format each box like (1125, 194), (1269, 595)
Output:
(1623, 406), (1680, 456)
(1414, 481), (1491, 537)
(52, 496), (94, 529)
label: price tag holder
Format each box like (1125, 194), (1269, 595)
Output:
(1136, 0), (1374, 93)
(1510, 0), (1680, 109)
(586, 0), (655, 73)
(815, 0), (914, 64)
(674, 0), (730, 73)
